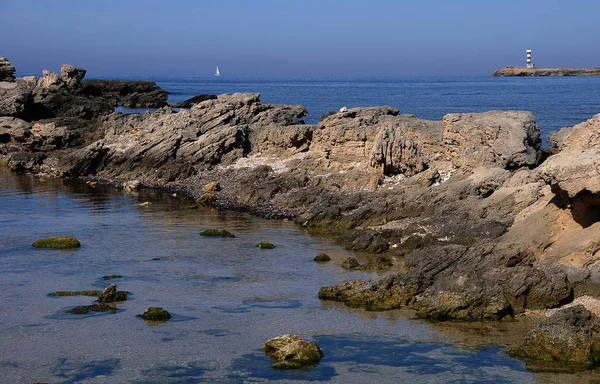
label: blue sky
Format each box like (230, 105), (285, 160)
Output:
(1, 0), (599, 77)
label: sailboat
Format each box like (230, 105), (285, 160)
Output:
(214, 66), (220, 77)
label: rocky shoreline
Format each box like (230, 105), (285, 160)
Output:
(3, 58), (600, 371)
(493, 66), (600, 76)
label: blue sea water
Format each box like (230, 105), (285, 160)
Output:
(145, 75), (600, 143)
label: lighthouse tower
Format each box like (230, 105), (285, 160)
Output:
(526, 49), (535, 68)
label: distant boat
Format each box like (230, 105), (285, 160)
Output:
(214, 66), (220, 76)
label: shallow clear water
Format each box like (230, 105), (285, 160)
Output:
(114, 75), (600, 145)
(0, 168), (539, 383)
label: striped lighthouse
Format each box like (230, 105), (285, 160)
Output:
(526, 49), (535, 68)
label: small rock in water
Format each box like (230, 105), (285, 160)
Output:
(200, 229), (235, 238)
(257, 241), (275, 249)
(139, 201), (151, 207)
(32, 236), (81, 249)
(97, 284), (129, 303)
(102, 275), (123, 280)
(202, 181), (221, 192)
(341, 257), (360, 270)
(313, 253), (331, 263)
(138, 307), (171, 321)
(262, 334), (324, 369)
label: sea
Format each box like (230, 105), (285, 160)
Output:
(3, 76), (600, 383)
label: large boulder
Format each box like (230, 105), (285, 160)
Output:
(0, 79), (35, 117)
(0, 57), (16, 82)
(508, 305), (600, 371)
(538, 114), (600, 198)
(262, 334), (324, 369)
(60, 64), (86, 90)
(443, 111), (541, 170)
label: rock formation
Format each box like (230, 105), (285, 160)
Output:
(170, 94), (217, 108)
(80, 79), (168, 108)
(494, 66), (600, 76)
(0, 57), (16, 82)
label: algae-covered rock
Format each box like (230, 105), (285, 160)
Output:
(257, 241), (275, 249)
(313, 253), (331, 262)
(507, 305), (600, 371)
(102, 275), (123, 280)
(199, 229), (235, 238)
(67, 303), (116, 315)
(48, 290), (101, 297)
(138, 307), (171, 321)
(32, 236), (81, 249)
(97, 284), (129, 303)
(341, 257), (359, 270)
(262, 334), (324, 369)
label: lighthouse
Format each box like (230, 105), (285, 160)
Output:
(526, 49), (535, 68)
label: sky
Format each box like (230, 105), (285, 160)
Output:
(1, 0), (600, 77)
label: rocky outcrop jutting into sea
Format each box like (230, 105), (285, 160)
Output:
(4, 59), (600, 370)
(493, 66), (600, 76)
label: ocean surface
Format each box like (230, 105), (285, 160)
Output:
(117, 75), (600, 145)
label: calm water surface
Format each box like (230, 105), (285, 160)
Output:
(0, 168), (543, 383)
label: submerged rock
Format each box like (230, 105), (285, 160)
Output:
(67, 303), (116, 315)
(200, 229), (235, 238)
(256, 241), (275, 249)
(313, 253), (331, 262)
(138, 307), (171, 321)
(196, 192), (216, 206)
(97, 284), (129, 303)
(32, 236), (81, 249)
(262, 334), (324, 369)
(48, 290), (101, 297)
(508, 305), (600, 371)
(102, 275), (123, 280)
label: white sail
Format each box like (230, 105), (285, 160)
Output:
(215, 66), (220, 76)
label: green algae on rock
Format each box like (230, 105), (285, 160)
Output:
(48, 290), (101, 297)
(32, 236), (81, 249)
(138, 307), (171, 321)
(262, 334), (324, 369)
(199, 229), (235, 238)
(257, 241), (275, 249)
